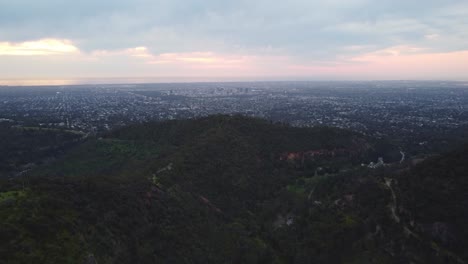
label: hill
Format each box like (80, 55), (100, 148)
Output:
(0, 122), (83, 179)
(396, 144), (468, 262)
(0, 115), (465, 263)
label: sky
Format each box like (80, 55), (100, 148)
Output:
(1, 0), (468, 84)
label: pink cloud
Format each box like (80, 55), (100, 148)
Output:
(345, 48), (468, 79)
(281, 47), (468, 80)
(2, 41), (467, 82)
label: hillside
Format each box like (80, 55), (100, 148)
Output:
(396, 144), (468, 262)
(0, 115), (466, 263)
(0, 122), (83, 179)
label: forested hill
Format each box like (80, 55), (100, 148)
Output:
(396, 144), (468, 262)
(0, 115), (466, 263)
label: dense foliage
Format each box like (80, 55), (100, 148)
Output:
(397, 144), (468, 261)
(0, 123), (82, 178)
(0, 115), (466, 263)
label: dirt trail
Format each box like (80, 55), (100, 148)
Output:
(384, 178), (400, 223)
(383, 177), (465, 264)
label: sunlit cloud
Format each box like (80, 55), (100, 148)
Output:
(258, 46), (468, 80)
(353, 45), (427, 58)
(424, 34), (440, 40)
(91, 47), (250, 66)
(0, 39), (79, 56)
(1, 39), (467, 83)
(148, 52), (248, 65)
(332, 47), (468, 80)
(0, 1), (467, 81)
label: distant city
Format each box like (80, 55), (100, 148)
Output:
(1, 81), (468, 155)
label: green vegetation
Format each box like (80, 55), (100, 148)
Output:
(397, 144), (468, 261)
(0, 122), (82, 178)
(0, 115), (466, 263)
(0, 190), (26, 203)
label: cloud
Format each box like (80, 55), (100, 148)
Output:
(1, 0), (466, 54)
(425, 34), (440, 40)
(1, 42), (468, 82)
(0, 39), (78, 56)
(0, 0), (467, 80)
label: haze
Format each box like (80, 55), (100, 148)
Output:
(1, 0), (468, 85)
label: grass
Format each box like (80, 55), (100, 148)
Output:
(0, 190), (26, 203)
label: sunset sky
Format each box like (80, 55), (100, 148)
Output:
(1, 0), (468, 84)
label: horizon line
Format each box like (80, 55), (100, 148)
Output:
(1, 77), (468, 87)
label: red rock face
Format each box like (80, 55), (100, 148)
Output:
(280, 148), (349, 162)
